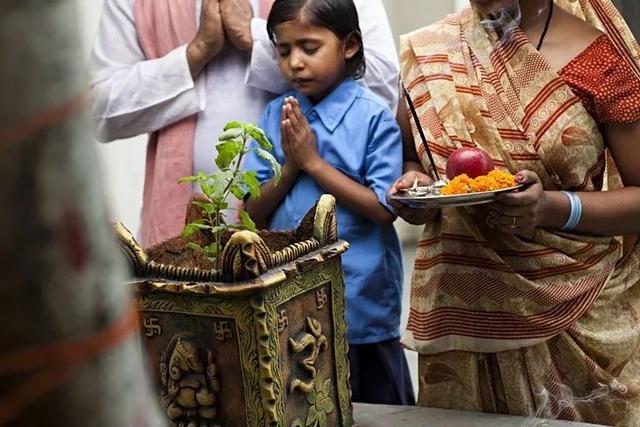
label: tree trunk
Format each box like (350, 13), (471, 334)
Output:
(0, 1), (165, 426)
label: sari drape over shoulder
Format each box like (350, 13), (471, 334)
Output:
(401, 0), (640, 423)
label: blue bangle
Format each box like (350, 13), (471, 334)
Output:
(560, 191), (582, 231)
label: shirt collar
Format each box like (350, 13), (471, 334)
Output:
(294, 79), (360, 132)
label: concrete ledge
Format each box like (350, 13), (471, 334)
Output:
(353, 403), (602, 427)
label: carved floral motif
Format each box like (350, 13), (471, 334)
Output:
(291, 377), (335, 427)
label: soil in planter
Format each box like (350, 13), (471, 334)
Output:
(145, 229), (223, 271)
(145, 203), (318, 271)
(294, 205), (316, 242)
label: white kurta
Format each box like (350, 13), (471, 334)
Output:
(89, 0), (400, 177)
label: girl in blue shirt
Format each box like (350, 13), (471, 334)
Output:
(243, 0), (414, 405)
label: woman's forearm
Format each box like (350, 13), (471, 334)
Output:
(306, 159), (395, 225)
(403, 160), (425, 174)
(245, 164), (298, 227)
(542, 187), (640, 236)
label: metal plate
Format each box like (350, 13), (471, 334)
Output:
(388, 185), (525, 208)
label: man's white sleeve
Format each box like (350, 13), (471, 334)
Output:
(89, 0), (205, 142)
(244, 17), (290, 95)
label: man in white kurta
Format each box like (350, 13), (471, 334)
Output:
(89, 0), (399, 244)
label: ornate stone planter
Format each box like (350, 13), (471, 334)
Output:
(116, 195), (353, 427)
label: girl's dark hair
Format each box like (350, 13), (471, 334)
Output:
(267, 0), (366, 80)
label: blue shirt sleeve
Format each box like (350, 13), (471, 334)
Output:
(364, 110), (403, 214)
(242, 102), (277, 185)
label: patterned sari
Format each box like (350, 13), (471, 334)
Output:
(400, 1), (640, 424)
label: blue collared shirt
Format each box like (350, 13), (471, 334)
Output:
(243, 79), (403, 344)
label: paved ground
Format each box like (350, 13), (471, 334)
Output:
(399, 241), (419, 395)
(353, 404), (602, 427)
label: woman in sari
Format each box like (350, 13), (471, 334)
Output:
(391, 0), (640, 424)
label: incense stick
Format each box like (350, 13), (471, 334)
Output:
(401, 82), (442, 182)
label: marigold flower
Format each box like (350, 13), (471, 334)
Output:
(441, 169), (516, 195)
(441, 174), (472, 195)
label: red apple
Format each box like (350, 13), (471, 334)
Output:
(446, 147), (495, 180)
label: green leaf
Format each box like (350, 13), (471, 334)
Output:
(218, 127), (243, 141)
(246, 126), (273, 151)
(204, 242), (220, 258)
(194, 223), (211, 230)
(196, 170), (230, 201)
(223, 121), (244, 131)
(199, 182), (213, 198)
(239, 210), (256, 232)
(192, 201), (215, 215)
(182, 223), (202, 238)
(225, 223), (245, 230)
(186, 242), (203, 252)
(197, 177), (217, 199)
(212, 200), (229, 211)
(210, 225), (227, 235)
(243, 170), (261, 198)
(182, 218), (211, 237)
(230, 183), (247, 200)
(215, 139), (243, 170)
(185, 171), (211, 186)
(178, 176), (198, 184)
(212, 170), (234, 194)
(255, 147), (282, 184)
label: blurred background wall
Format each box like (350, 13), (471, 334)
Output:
(383, 0), (459, 43)
(79, 0), (148, 236)
(614, 0), (639, 38)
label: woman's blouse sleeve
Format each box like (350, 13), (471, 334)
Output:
(559, 35), (640, 124)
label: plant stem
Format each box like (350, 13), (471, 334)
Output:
(215, 211), (221, 271)
(220, 130), (249, 201)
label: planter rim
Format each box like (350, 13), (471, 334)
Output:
(127, 240), (349, 298)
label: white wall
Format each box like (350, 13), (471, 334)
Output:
(384, 0), (456, 43)
(455, 0), (468, 11)
(79, 0), (146, 237)
(79, 1), (458, 239)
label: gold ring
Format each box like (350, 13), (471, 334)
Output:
(510, 217), (518, 229)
